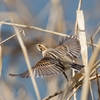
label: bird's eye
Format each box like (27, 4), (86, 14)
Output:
(38, 45), (41, 47)
(38, 45), (43, 50)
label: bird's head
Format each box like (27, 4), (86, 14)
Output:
(35, 42), (48, 53)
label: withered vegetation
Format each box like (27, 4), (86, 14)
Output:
(0, 0), (100, 100)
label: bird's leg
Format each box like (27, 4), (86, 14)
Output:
(63, 72), (69, 81)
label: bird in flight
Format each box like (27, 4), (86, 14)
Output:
(9, 35), (84, 78)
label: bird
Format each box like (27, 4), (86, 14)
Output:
(9, 35), (84, 78)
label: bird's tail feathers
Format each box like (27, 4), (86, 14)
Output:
(71, 63), (84, 71)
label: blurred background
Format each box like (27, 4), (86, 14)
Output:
(0, 0), (100, 100)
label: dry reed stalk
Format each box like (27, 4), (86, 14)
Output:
(89, 39), (100, 99)
(60, 73), (83, 100)
(67, 72), (100, 100)
(77, 10), (89, 100)
(74, 0), (82, 35)
(89, 82), (94, 100)
(73, 0), (82, 93)
(90, 71), (100, 81)
(63, 59), (100, 100)
(72, 70), (77, 100)
(87, 26), (100, 49)
(90, 60), (100, 76)
(96, 69), (100, 99)
(87, 42), (99, 48)
(0, 30), (24, 45)
(92, 26), (100, 39)
(43, 90), (63, 100)
(0, 1), (99, 100)
(0, 20), (99, 99)
(89, 40), (100, 72)
(66, 71), (100, 100)
(0, 21), (67, 37)
(72, 0), (83, 92)
(65, 63), (100, 100)
(89, 37), (95, 100)
(67, 85), (81, 100)
(0, 21), (99, 48)
(43, 63), (100, 100)
(11, 22), (41, 100)
(0, 24), (2, 77)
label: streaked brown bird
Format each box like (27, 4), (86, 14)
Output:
(9, 36), (84, 78)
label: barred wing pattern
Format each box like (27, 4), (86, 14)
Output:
(34, 57), (65, 77)
(56, 36), (81, 59)
(9, 57), (65, 78)
(9, 35), (82, 78)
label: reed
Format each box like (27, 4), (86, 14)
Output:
(0, 0), (100, 100)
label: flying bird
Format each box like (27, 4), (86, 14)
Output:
(9, 35), (84, 78)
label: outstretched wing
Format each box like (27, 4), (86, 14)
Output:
(9, 57), (65, 78)
(54, 35), (81, 59)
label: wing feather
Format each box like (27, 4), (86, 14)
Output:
(9, 35), (81, 78)
(9, 57), (65, 78)
(55, 35), (81, 59)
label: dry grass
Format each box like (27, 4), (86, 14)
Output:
(0, 0), (100, 100)
(77, 10), (89, 100)
(13, 28), (40, 100)
(0, 23), (2, 77)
